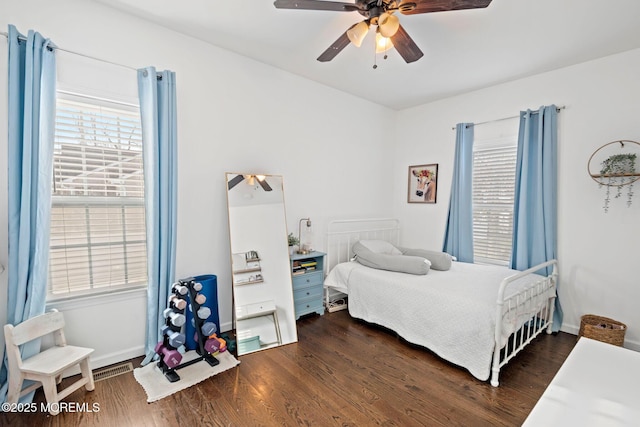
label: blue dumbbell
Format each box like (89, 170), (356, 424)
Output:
(161, 325), (186, 348)
(201, 321), (216, 337)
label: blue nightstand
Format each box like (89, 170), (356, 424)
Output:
(290, 251), (326, 320)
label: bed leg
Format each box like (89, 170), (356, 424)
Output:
(490, 347), (501, 387)
(490, 369), (499, 387)
(545, 296), (556, 335)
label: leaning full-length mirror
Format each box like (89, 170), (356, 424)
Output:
(225, 173), (298, 355)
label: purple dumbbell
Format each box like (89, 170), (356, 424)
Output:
(204, 337), (220, 354)
(154, 342), (182, 368)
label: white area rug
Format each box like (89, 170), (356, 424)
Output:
(134, 350), (240, 402)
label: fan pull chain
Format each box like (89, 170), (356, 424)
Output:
(373, 39), (390, 69)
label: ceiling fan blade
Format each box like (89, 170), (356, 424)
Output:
(228, 174), (245, 190)
(399, 0), (492, 15)
(317, 29), (351, 62)
(390, 24), (424, 63)
(258, 179), (273, 192)
(274, 0), (361, 12)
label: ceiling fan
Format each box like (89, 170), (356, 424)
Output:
(273, 0), (493, 64)
(228, 174), (273, 191)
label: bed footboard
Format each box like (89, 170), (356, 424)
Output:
(490, 259), (558, 387)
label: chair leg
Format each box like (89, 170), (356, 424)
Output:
(80, 358), (95, 391)
(6, 373), (24, 404)
(41, 377), (60, 416)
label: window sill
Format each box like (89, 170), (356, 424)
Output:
(46, 286), (147, 311)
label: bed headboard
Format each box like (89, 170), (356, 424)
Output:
(326, 218), (400, 273)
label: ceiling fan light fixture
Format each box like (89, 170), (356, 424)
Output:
(378, 12), (400, 38)
(375, 32), (393, 53)
(347, 21), (369, 47)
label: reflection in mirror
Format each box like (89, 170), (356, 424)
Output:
(225, 173), (297, 355)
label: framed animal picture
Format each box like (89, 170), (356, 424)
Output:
(408, 164), (438, 203)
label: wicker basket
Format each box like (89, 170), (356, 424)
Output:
(579, 314), (627, 346)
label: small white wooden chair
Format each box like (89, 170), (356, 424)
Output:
(4, 309), (95, 415)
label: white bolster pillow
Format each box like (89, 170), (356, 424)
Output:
(398, 248), (453, 271)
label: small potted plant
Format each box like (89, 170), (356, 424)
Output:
(287, 233), (299, 256)
(600, 153), (636, 212)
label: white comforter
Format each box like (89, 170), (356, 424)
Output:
(324, 261), (553, 381)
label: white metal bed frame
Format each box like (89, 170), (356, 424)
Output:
(324, 218), (400, 312)
(325, 218), (557, 387)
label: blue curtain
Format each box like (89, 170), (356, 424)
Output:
(511, 105), (562, 331)
(443, 123), (474, 263)
(0, 25), (56, 403)
(137, 67), (178, 365)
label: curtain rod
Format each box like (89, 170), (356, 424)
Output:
(1, 31), (138, 72)
(451, 105), (565, 130)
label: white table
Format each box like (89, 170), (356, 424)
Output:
(523, 337), (640, 426)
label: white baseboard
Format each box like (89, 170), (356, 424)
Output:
(62, 345), (146, 379)
(220, 320), (233, 333)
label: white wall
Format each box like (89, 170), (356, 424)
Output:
(0, 0), (395, 368)
(3, 0), (638, 370)
(393, 49), (640, 350)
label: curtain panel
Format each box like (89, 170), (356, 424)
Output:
(0, 25), (56, 404)
(137, 67), (178, 364)
(512, 105), (562, 331)
(443, 123), (474, 263)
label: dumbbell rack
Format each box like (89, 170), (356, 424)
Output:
(157, 277), (220, 383)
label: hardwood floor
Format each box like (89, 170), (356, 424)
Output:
(1, 310), (577, 426)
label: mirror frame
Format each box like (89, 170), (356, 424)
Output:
(225, 173), (298, 355)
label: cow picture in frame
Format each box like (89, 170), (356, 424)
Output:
(408, 164), (438, 203)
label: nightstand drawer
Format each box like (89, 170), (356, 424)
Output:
(292, 271), (323, 290)
(293, 284), (323, 302)
(295, 298), (324, 318)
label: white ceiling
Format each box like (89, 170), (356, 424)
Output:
(95, 0), (640, 110)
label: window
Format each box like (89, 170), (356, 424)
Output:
(472, 137), (517, 266)
(48, 93), (147, 299)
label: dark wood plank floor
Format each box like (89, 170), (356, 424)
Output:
(1, 310), (577, 426)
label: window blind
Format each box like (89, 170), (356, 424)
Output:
(472, 144), (517, 266)
(48, 96), (147, 298)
